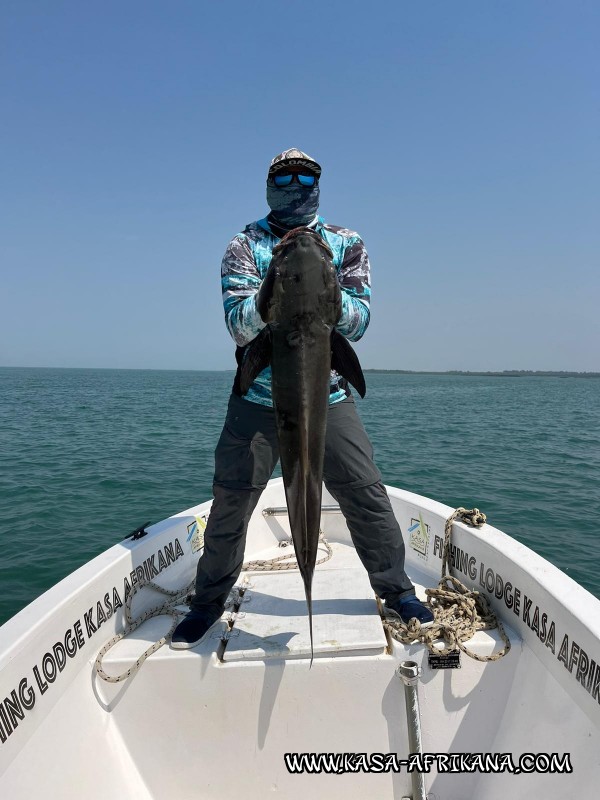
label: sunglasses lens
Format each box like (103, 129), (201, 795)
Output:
(272, 173), (317, 187)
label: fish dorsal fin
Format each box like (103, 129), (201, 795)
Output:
(331, 330), (366, 398)
(240, 328), (272, 395)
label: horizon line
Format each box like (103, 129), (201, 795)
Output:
(1, 365), (599, 376)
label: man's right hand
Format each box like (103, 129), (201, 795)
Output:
(255, 260), (279, 323)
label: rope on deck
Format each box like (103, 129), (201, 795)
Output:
(94, 577), (194, 683)
(241, 532), (332, 571)
(383, 508), (511, 662)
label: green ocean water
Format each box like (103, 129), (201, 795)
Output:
(1, 367), (599, 626)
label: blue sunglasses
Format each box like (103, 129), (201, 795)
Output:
(272, 173), (317, 187)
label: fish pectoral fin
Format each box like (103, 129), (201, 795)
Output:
(331, 330), (366, 398)
(240, 328), (272, 395)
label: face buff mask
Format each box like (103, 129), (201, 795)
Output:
(266, 181), (320, 228)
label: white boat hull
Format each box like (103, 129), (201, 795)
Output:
(1, 479), (599, 798)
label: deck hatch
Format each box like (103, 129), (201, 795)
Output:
(222, 567), (387, 662)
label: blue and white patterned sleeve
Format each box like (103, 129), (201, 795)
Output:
(336, 236), (371, 342)
(221, 234), (266, 347)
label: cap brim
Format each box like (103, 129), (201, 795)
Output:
(268, 157), (321, 177)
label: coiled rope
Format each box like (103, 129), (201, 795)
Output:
(383, 507), (511, 662)
(95, 577), (195, 683)
(95, 534), (332, 683)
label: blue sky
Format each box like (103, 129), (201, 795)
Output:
(1, 1), (598, 371)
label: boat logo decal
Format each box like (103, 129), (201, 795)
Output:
(408, 514), (430, 560)
(187, 515), (207, 554)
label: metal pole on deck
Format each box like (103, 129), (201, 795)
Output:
(398, 660), (427, 800)
(262, 505), (341, 516)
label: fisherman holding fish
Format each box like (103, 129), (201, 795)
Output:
(172, 148), (434, 649)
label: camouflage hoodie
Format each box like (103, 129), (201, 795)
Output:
(221, 216), (371, 406)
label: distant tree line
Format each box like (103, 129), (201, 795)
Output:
(363, 369), (600, 378)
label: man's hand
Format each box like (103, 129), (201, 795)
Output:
(255, 260), (279, 323)
(332, 269), (343, 325)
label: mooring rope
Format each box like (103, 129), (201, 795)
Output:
(241, 533), (332, 571)
(383, 508), (511, 662)
(95, 577), (195, 683)
(95, 534), (333, 683)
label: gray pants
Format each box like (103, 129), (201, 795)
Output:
(192, 393), (415, 613)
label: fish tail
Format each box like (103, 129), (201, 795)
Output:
(306, 587), (314, 668)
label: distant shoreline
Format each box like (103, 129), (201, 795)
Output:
(1, 366), (599, 378)
(365, 369), (600, 378)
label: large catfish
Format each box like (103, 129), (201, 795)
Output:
(240, 227), (366, 663)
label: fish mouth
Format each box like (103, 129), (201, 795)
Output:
(272, 226), (334, 260)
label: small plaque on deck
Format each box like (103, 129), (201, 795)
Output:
(428, 650), (461, 669)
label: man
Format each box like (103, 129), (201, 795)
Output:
(171, 148), (433, 649)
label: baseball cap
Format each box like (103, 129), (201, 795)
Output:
(268, 148), (322, 178)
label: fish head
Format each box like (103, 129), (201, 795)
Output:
(269, 228), (341, 326)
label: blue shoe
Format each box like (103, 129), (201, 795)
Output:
(385, 594), (434, 627)
(171, 607), (222, 650)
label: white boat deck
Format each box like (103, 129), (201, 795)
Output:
(101, 539), (509, 671)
